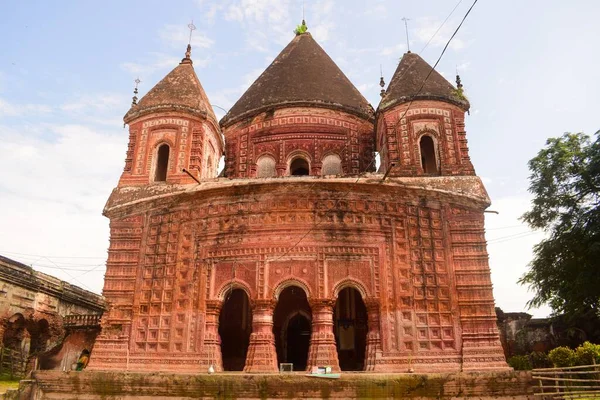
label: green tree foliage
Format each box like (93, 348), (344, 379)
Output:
(520, 131), (600, 316)
(507, 355), (532, 370)
(548, 346), (576, 367)
(575, 341), (600, 365)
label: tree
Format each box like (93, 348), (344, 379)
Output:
(520, 131), (600, 316)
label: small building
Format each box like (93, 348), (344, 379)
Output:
(0, 255), (105, 375)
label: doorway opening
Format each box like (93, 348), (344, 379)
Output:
(334, 287), (367, 371)
(419, 135), (439, 174)
(273, 285), (311, 371)
(219, 289), (252, 371)
(154, 144), (170, 182)
(290, 157), (310, 176)
(2, 314), (26, 352)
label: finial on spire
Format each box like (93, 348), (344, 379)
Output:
(131, 77), (141, 107)
(456, 74), (463, 90)
(182, 20), (196, 64)
(401, 17), (411, 53)
(379, 64), (386, 97)
(294, 2), (308, 35)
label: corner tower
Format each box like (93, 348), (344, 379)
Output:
(119, 46), (223, 185)
(377, 52), (474, 177)
(220, 29), (375, 178)
(88, 46), (223, 371)
(376, 52), (507, 371)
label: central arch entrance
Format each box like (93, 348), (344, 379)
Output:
(273, 285), (312, 371)
(334, 287), (367, 371)
(219, 289), (252, 371)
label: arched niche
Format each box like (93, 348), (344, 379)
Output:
(321, 154), (342, 176)
(256, 155), (277, 178)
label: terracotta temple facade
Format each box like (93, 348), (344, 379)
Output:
(87, 27), (508, 373)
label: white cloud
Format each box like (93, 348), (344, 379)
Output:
(0, 97), (52, 117)
(381, 43), (406, 57)
(60, 93), (126, 114)
(414, 16), (468, 51)
(485, 195), (551, 318)
(120, 52), (181, 76)
(159, 24), (214, 49)
(0, 122), (126, 293)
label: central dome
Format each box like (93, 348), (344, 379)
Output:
(220, 32), (372, 127)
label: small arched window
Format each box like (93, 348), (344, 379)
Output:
(256, 155), (277, 178)
(154, 144), (170, 182)
(321, 154), (342, 176)
(290, 157), (310, 176)
(419, 135), (439, 175)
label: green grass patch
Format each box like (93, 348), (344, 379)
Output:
(0, 380), (20, 394)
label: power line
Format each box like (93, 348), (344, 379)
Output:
(419, 0), (465, 54)
(228, 0), (481, 295)
(0, 249), (105, 260)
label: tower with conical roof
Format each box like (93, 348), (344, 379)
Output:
(220, 29), (375, 179)
(376, 52), (507, 371)
(88, 44), (224, 371)
(377, 52), (474, 177)
(119, 45), (223, 186)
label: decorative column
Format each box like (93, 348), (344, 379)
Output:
(244, 299), (278, 372)
(202, 300), (223, 371)
(364, 298), (383, 371)
(306, 299), (340, 371)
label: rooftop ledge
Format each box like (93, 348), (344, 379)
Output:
(105, 174), (490, 217)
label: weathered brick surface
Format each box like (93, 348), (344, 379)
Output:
(20, 370), (534, 399)
(87, 39), (507, 375)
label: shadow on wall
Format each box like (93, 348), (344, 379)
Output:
(38, 329), (99, 371)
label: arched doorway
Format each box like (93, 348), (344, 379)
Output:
(219, 289), (252, 371)
(2, 314), (26, 352)
(285, 313), (311, 370)
(290, 157), (310, 176)
(273, 286), (312, 371)
(334, 287), (367, 371)
(419, 135), (439, 174)
(27, 319), (50, 356)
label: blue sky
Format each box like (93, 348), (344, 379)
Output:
(1, 1), (599, 317)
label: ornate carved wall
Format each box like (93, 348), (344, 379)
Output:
(222, 107), (375, 178)
(120, 112), (222, 186)
(377, 100), (475, 177)
(88, 177), (506, 372)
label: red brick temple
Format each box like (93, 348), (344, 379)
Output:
(87, 27), (507, 373)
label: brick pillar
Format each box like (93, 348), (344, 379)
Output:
(306, 299), (339, 371)
(244, 299), (278, 372)
(203, 300), (223, 372)
(364, 298), (383, 371)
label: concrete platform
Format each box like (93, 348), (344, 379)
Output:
(8, 370), (535, 399)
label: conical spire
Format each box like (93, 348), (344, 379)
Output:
(379, 52), (469, 112)
(221, 32), (372, 127)
(123, 46), (216, 124)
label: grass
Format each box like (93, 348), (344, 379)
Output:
(0, 380), (20, 394)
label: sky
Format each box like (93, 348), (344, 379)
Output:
(0, 1), (599, 318)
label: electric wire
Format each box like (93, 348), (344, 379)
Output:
(223, 0), (481, 296)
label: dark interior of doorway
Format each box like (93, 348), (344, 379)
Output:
(219, 289), (252, 371)
(334, 287), (367, 371)
(273, 286), (312, 371)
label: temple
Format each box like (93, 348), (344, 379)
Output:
(87, 27), (507, 373)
